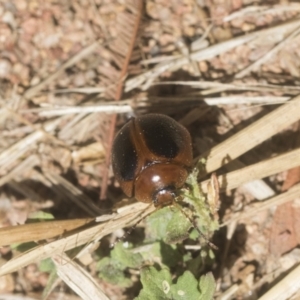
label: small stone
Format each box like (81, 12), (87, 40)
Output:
(73, 73), (86, 87)
(212, 26), (233, 42)
(183, 26), (195, 37)
(199, 61), (208, 73)
(30, 76), (40, 86)
(15, 0), (27, 10)
(2, 11), (16, 28)
(0, 273), (14, 293)
(0, 59), (11, 78)
(241, 22), (256, 32)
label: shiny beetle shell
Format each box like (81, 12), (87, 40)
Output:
(112, 114), (193, 206)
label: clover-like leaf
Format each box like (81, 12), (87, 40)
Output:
(199, 272), (216, 300)
(146, 206), (191, 244)
(139, 242), (182, 268)
(97, 257), (132, 287)
(135, 266), (172, 300)
(97, 243), (143, 288)
(111, 243), (143, 269)
(186, 253), (204, 277)
(165, 209), (191, 244)
(136, 267), (216, 300)
(170, 270), (201, 300)
(145, 207), (175, 240)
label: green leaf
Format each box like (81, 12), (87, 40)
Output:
(146, 207), (174, 240)
(182, 169), (219, 240)
(39, 258), (55, 273)
(111, 243), (143, 269)
(208, 248), (215, 260)
(139, 242), (182, 268)
(41, 268), (59, 300)
(27, 211), (55, 220)
(146, 207), (191, 244)
(11, 242), (37, 252)
(189, 228), (200, 240)
(138, 242), (162, 262)
(135, 266), (172, 300)
(199, 272), (216, 300)
(186, 253), (204, 277)
(136, 267), (215, 300)
(170, 271), (201, 300)
(97, 243), (144, 288)
(97, 257), (131, 287)
(183, 252), (192, 263)
(165, 209), (191, 244)
(159, 242), (182, 267)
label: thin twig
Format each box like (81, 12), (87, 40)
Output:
(235, 25), (300, 78)
(24, 40), (102, 100)
(100, 0), (143, 200)
(196, 94), (300, 176)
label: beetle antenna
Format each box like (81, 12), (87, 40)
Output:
(172, 201), (218, 250)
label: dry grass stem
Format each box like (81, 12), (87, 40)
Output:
(200, 147), (300, 193)
(20, 96), (292, 119)
(125, 33), (255, 91)
(258, 263), (300, 300)
(219, 284), (240, 300)
(58, 112), (105, 145)
(196, 94), (300, 175)
(223, 4), (300, 22)
(0, 202), (153, 276)
(0, 155), (39, 187)
(24, 40), (102, 100)
(146, 96), (290, 106)
(49, 87), (106, 94)
(0, 117), (65, 173)
(192, 136), (275, 201)
(24, 103), (133, 117)
(216, 156), (275, 201)
(135, 96), (290, 109)
(241, 179), (275, 201)
(125, 19), (300, 92)
(153, 80), (300, 93)
(53, 253), (110, 300)
(99, 0), (144, 199)
(0, 218), (94, 247)
(203, 96), (289, 106)
(8, 180), (44, 202)
(223, 183), (300, 227)
(44, 172), (104, 217)
(235, 25), (300, 78)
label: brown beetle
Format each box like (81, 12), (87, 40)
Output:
(112, 114), (193, 206)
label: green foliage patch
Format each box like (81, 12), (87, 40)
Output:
(97, 167), (219, 298)
(135, 266), (216, 300)
(97, 243), (144, 287)
(145, 206), (191, 244)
